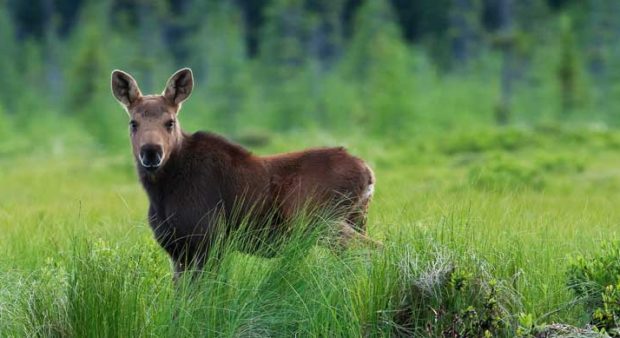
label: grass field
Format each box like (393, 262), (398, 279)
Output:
(1, 126), (620, 336)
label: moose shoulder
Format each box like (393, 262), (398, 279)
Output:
(111, 68), (377, 280)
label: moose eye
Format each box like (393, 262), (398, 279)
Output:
(129, 120), (138, 133)
(165, 119), (175, 131)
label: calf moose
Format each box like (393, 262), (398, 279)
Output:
(111, 68), (377, 280)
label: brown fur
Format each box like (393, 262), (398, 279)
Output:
(111, 68), (376, 279)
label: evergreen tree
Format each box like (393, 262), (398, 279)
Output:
(0, 0), (19, 111)
(42, 0), (64, 106)
(65, 1), (108, 114)
(306, 0), (346, 71)
(162, 0), (193, 66)
(64, 0), (123, 147)
(14, 40), (47, 118)
(0, 0), (13, 141)
(557, 13), (582, 116)
(342, 0), (414, 136)
(304, 0), (347, 129)
(584, 0), (620, 122)
(133, 0), (171, 93)
(400, 0), (451, 70)
(235, 0), (270, 57)
(512, 0), (550, 81)
(188, 1), (251, 134)
(449, 0), (483, 69)
(585, 0), (608, 79)
(258, 0), (316, 130)
(495, 0), (515, 125)
(260, 0), (309, 80)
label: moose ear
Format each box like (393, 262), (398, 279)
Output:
(111, 70), (142, 107)
(163, 68), (194, 105)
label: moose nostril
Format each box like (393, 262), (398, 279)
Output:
(139, 145), (163, 167)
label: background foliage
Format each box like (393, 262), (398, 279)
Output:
(2, 0), (620, 150)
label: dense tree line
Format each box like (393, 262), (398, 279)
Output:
(1, 0), (619, 146)
(3, 0), (588, 65)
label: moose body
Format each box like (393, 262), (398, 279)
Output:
(111, 68), (375, 279)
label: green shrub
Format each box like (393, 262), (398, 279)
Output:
(534, 153), (585, 175)
(567, 241), (620, 335)
(469, 156), (545, 191)
(469, 151), (585, 191)
(390, 251), (515, 337)
(439, 127), (538, 155)
(591, 283), (620, 336)
(0, 104), (14, 153)
(534, 123), (620, 150)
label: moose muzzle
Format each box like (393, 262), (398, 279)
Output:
(139, 144), (164, 170)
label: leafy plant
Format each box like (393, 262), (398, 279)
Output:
(469, 156), (546, 191)
(390, 251), (515, 337)
(439, 127), (539, 155)
(568, 241), (620, 335)
(591, 283), (620, 336)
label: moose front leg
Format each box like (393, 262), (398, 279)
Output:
(172, 259), (189, 284)
(171, 244), (219, 285)
(171, 250), (206, 285)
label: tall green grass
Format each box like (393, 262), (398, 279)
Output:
(0, 219), (522, 336)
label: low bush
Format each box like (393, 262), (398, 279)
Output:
(469, 151), (586, 191)
(533, 153), (585, 175)
(439, 127), (539, 155)
(388, 249), (517, 337)
(567, 240), (620, 336)
(469, 156), (546, 191)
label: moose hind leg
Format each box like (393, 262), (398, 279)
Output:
(171, 245), (208, 285)
(328, 220), (382, 254)
(172, 259), (188, 284)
